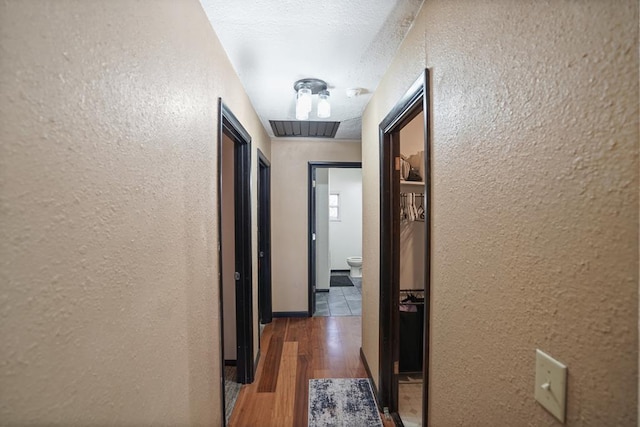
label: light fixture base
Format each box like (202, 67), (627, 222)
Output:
(294, 78), (328, 95)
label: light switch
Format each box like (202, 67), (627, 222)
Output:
(534, 349), (567, 423)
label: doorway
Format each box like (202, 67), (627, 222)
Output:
(257, 149), (272, 332)
(307, 162), (362, 317)
(378, 70), (431, 426)
(217, 100), (254, 426)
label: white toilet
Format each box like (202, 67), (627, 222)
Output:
(346, 256), (363, 278)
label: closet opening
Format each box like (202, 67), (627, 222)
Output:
(378, 70), (431, 427)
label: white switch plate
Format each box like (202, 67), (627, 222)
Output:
(535, 349), (567, 423)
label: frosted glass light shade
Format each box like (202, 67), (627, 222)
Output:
(296, 102), (309, 120)
(317, 90), (331, 118)
(296, 86), (312, 120)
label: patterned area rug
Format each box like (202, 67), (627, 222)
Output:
(308, 378), (383, 427)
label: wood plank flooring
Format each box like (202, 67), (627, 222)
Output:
(229, 316), (394, 427)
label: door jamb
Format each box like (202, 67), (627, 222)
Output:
(378, 69), (431, 426)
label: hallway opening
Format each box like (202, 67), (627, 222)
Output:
(308, 162), (363, 317)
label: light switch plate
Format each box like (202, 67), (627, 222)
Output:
(535, 349), (567, 423)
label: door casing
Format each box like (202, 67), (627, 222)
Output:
(257, 149), (272, 325)
(378, 69), (431, 426)
(217, 99), (255, 404)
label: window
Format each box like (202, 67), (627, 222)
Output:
(329, 193), (340, 221)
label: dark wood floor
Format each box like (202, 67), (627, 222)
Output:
(229, 316), (394, 427)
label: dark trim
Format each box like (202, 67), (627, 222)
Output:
(308, 165), (316, 316)
(379, 75), (425, 132)
(272, 311), (309, 318)
(422, 69), (433, 427)
(307, 161), (362, 316)
(308, 161), (363, 168)
(218, 99), (254, 391)
(378, 69), (431, 427)
(257, 149), (272, 325)
(330, 269), (350, 274)
(224, 360), (237, 367)
(392, 413), (404, 426)
(216, 99), (226, 426)
(315, 289), (330, 293)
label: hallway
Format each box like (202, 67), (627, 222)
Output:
(1, 1), (637, 425)
(229, 317), (392, 427)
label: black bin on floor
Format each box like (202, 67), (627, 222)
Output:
(399, 305), (424, 373)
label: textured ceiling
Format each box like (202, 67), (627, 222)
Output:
(199, 0), (424, 139)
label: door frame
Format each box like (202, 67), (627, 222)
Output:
(307, 161), (362, 316)
(217, 99), (254, 399)
(257, 149), (272, 325)
(378, 69), (431, 426)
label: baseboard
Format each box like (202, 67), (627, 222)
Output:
(272, 311), (310, 318)
(360, 347), (381, 409)
(225, 359), (237, 366)
(316, 289), (330, 293)
(331, 269), (349, 274)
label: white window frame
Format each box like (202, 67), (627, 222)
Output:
(329, 192), (340, 221)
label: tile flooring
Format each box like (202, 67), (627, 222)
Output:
(398, 375), (423, 426)
(314, 276), (361, 316)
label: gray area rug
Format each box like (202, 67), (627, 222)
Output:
(224, 366), (241, 425)
(308, 378), (383, 427)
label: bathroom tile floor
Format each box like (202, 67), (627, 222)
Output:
(314, 278), (361, 317)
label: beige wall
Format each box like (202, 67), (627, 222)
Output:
(362, 1), (638, 425)
(271, 138), (361, 312)
(360, 0), (427, 404)
(0, 1), (270, 425)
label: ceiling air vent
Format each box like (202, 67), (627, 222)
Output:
(269, 120), (340, 138)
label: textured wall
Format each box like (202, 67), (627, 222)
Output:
(360, 1), (427, 397)
(0, 0), (270, 424)
(271, 138), (361, 312)
(362, 0), (638, 425)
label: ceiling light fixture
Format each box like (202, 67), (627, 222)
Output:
(294, 78), (330, 120)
